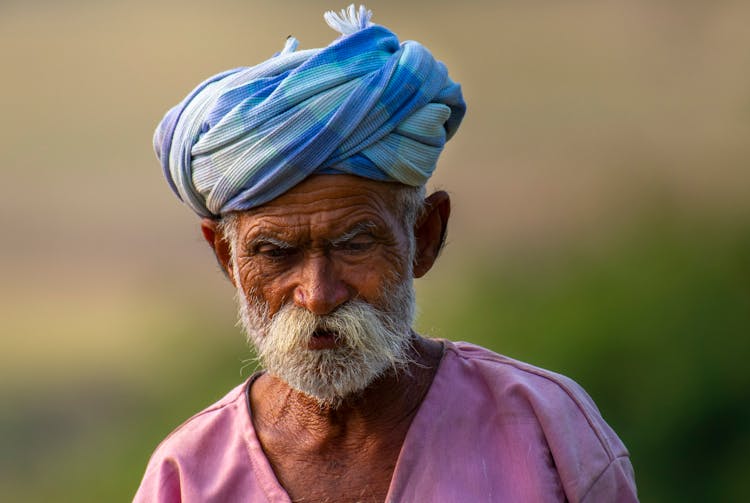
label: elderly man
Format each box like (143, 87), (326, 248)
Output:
(135, 5), (637, 502)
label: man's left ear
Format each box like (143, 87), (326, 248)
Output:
(413, 191), (450, 278)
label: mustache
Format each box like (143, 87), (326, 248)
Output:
(267, 301), (407, 360)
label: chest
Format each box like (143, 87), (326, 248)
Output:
(264, 436), (403, 503)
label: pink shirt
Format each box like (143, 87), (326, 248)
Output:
(134, 340), (638, 502)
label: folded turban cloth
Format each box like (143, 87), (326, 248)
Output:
(154, 5), (466, 218)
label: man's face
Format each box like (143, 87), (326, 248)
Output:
(226, 175), (418, 404)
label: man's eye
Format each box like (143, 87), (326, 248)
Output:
(258, 245), (296, 259)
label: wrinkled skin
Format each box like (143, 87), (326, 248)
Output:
(201, 175), (450, 502)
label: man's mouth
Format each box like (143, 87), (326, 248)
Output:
(308, 329), (340, 350)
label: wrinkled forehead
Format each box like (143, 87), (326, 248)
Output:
(229, 175), (407, 239)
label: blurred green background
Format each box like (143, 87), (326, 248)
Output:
(1, 0), (749, 501)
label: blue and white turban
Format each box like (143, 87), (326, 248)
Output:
(154, 5), (466, 219)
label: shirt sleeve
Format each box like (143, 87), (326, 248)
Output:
(132, 457), (182, 503)
(580, 456), (639, 503)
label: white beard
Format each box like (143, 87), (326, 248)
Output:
(235, 279), (417, 406)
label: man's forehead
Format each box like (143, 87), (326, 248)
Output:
(231, 175), (404, 237)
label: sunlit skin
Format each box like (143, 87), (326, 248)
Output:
(201, 174), (450, 502)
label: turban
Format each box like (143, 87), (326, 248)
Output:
(154, 5), (466, 218)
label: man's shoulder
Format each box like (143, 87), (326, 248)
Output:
(441, 340), (624, 439)
(442, 340), (599, 407)
(140, 379), (252, 475)
(133, 378), (272, 502)
(436, 340), (634, 490)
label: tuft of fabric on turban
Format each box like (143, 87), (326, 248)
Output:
(154, 4), (466, 218)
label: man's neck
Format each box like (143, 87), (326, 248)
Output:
(248, 334), (444, 502)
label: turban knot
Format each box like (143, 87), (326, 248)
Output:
(154, 5), (466, 218)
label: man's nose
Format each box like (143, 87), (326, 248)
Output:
(293, 255), (350, 315)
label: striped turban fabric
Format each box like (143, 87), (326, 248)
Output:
(154, 5), (466, 219)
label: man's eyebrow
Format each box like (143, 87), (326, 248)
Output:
(245, 235), (294, 250)
(329, 221), (378, 245)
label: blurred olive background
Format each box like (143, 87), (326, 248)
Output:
(2, 0), (749, 501)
